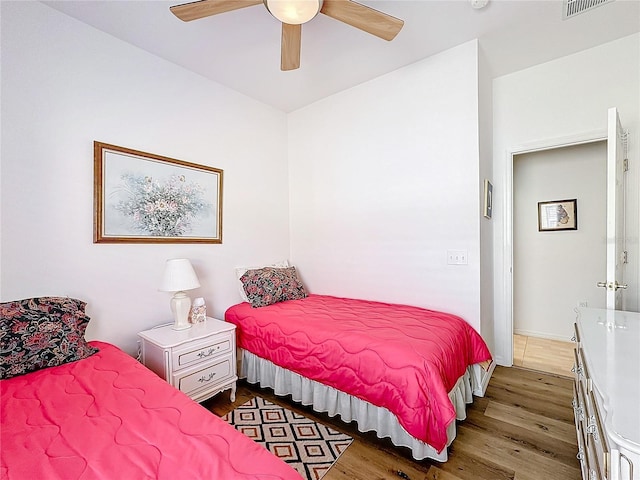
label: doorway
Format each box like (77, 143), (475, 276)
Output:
(511, 140), (607, 377)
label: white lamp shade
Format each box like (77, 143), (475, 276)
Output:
(264, 0), (322, 24)
(159, 259), (200, 292)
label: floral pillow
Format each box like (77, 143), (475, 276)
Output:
(240, 266), (308, 308)
(235, 260), (290, 302)
(0, 297), (99, 379)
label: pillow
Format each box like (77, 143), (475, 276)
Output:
(0, 296), (99, 379)
(235, 260), (289, 302)
(239, 266), (308, 308)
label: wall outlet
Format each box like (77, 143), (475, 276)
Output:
(447, 250), (468, 265)
(577, 301), (588, 308)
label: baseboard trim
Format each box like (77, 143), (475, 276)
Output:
(473, 360), (496, 397)
(514, 329), (573, 343)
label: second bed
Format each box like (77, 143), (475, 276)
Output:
(225, 294), (494, 461)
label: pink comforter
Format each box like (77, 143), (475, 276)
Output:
(0, 341), (301, 480)
(226, 295), (492, 452)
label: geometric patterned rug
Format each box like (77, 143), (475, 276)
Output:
(222, 397), (353, 480)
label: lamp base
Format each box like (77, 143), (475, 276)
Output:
(171, 323), (192, 331)
(170, 291), (192, 330)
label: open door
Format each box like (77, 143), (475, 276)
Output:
(598, 107), (627, 309)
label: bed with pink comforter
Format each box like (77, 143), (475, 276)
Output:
(0, 341), (301, 480)
(225, 294), (492, 455)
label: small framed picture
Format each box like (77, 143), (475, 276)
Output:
(483, 179), (493, 219)
(538, 199), (577, 231)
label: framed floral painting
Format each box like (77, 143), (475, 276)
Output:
(94, 142), (223, 243)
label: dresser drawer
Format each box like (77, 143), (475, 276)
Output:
(572, 322), (581, 344)
(574, 364), (609, 480)
(573, 381), (586, 427)
(574, 346), (591, 392)
(174, 355), (233, 397)
(576, 412), (589, 480)
(171, 331), (234, 371)
(585, 428), (605, 480)
(575, 342), (610, 480)
(585, 388), (610, 480)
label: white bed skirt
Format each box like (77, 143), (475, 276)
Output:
(239, 348), (493, 461)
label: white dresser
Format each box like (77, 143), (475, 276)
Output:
(573, 307), (640, 480)
(138, 318), (237, 403)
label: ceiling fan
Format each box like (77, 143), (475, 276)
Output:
(170, 0), (404, 71)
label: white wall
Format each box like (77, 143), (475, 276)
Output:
(288, 41), (485, 334)
(0, 1), (290, 355)
(513, 142), (607, 340)
(493, 33), (640, 365)
(478, 44), (494, 351)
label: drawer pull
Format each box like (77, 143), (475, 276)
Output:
(572, 398), (584, 419)
(574, 405), (584, 421)
(197, 346), (221, 358)
(571, 364), (583, 376)
(586, 420), (600, 442)
(571, 334), (577, 342)
(577, 449), (585, 462)
(198, 372), (217, 383)
(589, 469), (597, 480)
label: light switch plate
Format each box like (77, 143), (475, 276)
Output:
(447, 250), (468, 265)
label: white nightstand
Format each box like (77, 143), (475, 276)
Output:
(138, 318), (237, 403)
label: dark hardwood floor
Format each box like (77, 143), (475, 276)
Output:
(202, 366), (581, 480)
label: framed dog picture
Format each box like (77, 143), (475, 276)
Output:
(538, 199), (577, 231)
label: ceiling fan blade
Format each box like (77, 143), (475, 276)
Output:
(170, 0), (262, 22)
(281, 23), (301, 71)
(320, 0), (404, 41)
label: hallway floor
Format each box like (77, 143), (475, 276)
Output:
(513, 334), (575, 378)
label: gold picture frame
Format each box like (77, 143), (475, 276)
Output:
(94, 142), (223, 244)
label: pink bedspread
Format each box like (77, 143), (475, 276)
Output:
(0, 341), (301, 480)
(225, 295), (492, 452)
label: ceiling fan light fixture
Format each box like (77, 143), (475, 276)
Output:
(264, 0), (323, 25)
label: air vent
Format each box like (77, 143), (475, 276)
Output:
(563, 0), (614, 19)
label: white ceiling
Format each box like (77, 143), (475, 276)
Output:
(43, 0), (640, 112)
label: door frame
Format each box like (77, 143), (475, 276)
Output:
(499, 129), (607, 366)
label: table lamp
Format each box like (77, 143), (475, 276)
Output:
(159, 258), (201, 330)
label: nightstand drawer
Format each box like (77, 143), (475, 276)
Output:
(174, 356), (233, 397)
(172, 331), (233, 370)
